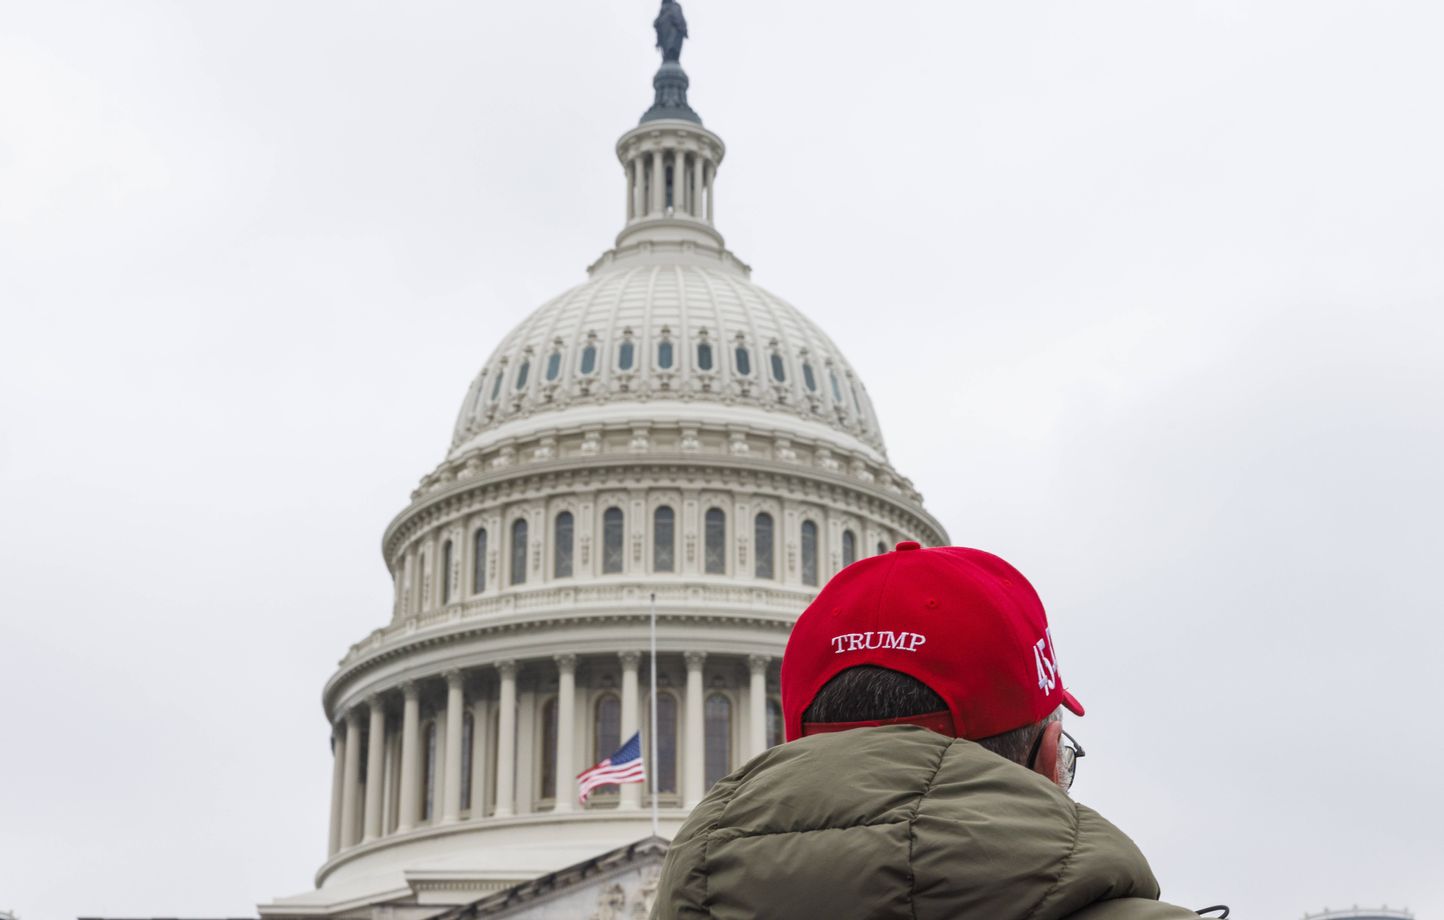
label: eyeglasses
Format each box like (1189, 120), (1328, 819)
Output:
(1026, 725), (1086, 792)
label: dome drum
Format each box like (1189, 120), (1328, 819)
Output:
(308, 644), (787, 900)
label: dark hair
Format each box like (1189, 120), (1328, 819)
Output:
(801, 665), (1050, 765)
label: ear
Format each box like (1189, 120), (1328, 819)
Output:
(1030, 721), (1066, 789)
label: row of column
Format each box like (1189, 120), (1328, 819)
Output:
(627, 149), (714, 222)
(326, 652), (774, 858)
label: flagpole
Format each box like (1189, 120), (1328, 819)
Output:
(649, 592), (660, 838)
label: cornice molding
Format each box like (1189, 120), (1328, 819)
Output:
(312, 807), (691, 889)
(322, 609), (790, 716)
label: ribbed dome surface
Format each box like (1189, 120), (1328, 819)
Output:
(450, 262), (885, 456)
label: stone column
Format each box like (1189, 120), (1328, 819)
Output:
(705, 161), (715, 223)
(494, 659), (518, 817)
(442, 670), (465, 823)
(381, 729), (398, 833)
(749, 656), (769, 758)
(554, 655), (577, 812)
(619, 651), (642, 810)
(691, 154), (704, 218)
(363, 695), (387, 841)
(397, 681), (421, 832)
(683, 651), (707, 807)
(327, 722), (345, 856)
(650, 149), (665, 215)
(469, 696), (489, 817)
(626, 158), (635, 220)
(339, 708), (363, 848)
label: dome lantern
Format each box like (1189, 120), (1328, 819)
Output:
(601, 1), (733, 265)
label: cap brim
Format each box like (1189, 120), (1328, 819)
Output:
(1062, 689), (1085, 717)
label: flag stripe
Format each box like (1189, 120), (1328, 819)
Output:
(576, 731), (646, 804)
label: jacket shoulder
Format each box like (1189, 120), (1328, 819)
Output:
(1064, 898), (1203, 920)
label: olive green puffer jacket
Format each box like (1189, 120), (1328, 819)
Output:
(653, 725), (1199, 920)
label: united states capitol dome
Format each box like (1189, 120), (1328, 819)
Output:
(264, 8), (945, 918)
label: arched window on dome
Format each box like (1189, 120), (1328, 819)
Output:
(618, 338), (635, 371)
(696, 341), (714, 372)
(800, 520), (819, 587)
(545, 349), (562, 382)
(540, 697), (558, 802)
(593, 693), (622, 797)
(648, 691), (679, 795)
(704, 693), (732, 787)
(461, 710), (475, 811)
(511, 519), (528, 586)
(734, 344), (752, 376)
(767, 697), (784, 749)
(829, 367), (844, 403)
(472, 527), (488, 594)
(754, 512), (775, 580)
(554, 511), (574, 578)
(802, 360), (817, 393)
(769, 352), (786, 383)
(704, 508), (727, 574)
(653, 506), (675, 573)
(602, 507), (624, 574)
(490, 367), (505, 401)
(515, 359), (529, 391)
(580, 343), (598, 376)
(422, 719), (438, 821)
(876, 540), (888, 557)
(657, 338), (674, 370)
(842, 529), (858, 568)
(440, 539), (454, 604)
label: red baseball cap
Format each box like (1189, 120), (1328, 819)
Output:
(781, 542), (1084, 742)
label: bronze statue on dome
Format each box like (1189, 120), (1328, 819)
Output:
(654, 0), (688, 63)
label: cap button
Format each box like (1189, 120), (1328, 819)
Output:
(895, 540), (922, 552)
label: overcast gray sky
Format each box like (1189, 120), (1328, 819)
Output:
(2, 2), (1442, 918)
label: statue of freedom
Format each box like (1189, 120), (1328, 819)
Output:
(654, 0), (688, 63)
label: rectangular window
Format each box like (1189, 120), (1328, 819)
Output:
(654, 507), (675, 572)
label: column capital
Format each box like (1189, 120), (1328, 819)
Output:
(747, 654), (770, 674)
(344, 706), (364, 727)
(554, 653), (578, 674)
(495, 659), (519, 679)
(618, 650), (642, 669)
(400, 680), (419, 700)
(366, 692), (386, 711)
(683, 650), (707, 670)
(444, 668), (465, 689)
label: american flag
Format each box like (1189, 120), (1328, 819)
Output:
(577, 731), (646, 804)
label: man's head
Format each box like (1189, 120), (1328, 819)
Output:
(781, 543), (1085, 785)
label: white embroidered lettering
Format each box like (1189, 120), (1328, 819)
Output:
(1033, 636), (1057, 692)
(829, 631), (928, 655)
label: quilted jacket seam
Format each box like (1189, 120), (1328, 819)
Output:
(1021, 798), (1084, 920)
(699, 780), (744, 919)
(906, 737), (954, 920)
